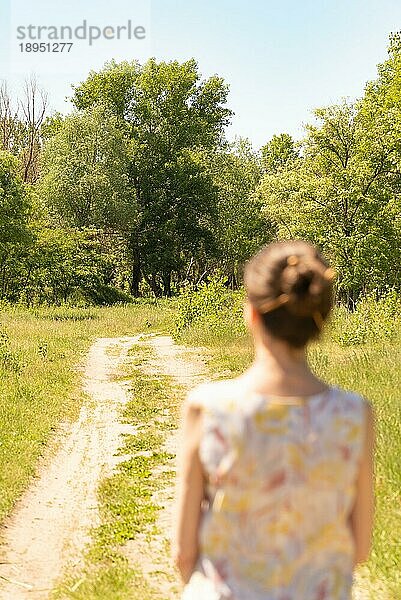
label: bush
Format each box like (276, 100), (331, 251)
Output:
(175, 278), (246, 340)
(80, 284), (134, 306)
(332, 289), (400, 346)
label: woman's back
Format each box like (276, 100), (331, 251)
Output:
(183, 379), (368, 600)
(174, 241), (374, 600)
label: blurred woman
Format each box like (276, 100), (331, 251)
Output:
(173, 239), (374, 600)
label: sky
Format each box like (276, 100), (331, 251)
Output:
(1, 0), (401, 149)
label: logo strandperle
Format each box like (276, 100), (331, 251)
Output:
(16, 19), (147, 47)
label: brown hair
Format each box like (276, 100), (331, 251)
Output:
(244, 240), (335, 348)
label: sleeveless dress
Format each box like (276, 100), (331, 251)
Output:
(181, 379), (367, 600)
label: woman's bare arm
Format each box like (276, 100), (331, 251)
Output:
(172, 399), (204, 583)
(349, 401), (375, 567)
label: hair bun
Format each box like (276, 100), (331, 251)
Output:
(244, 240), (335, 347)
(280, 256), (327, 317)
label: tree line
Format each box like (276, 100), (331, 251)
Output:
(1, 32), (401, 305)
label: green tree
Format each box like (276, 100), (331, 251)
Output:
(257, 98), (401, 303)
(39, 104), (134, 230)
(261, 133), (298, 174)
(72, 58), (232, 296)
(205, 139), (273, 287)
(0, 151), (33, 299)
(21, 227), (131, 306)
(72, 60), (140, 121)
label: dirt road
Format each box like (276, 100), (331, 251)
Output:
(0, 336), (141, 598)
(0, 334), (207, 600)
(123, 335), (208, 598)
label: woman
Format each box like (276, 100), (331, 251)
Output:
(173, 240), (375, 600)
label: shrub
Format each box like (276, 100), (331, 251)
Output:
(332, 289), (400, 347)
(175, 278), (246, 340)
(80, 284), (134, 306)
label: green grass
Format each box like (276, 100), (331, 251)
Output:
(1, 295), (400, 599)
(53, 345), (182, 599)
(0, 301), (175, 523)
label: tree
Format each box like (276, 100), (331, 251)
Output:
(0, 79), (48, 184)
(72, 60), (140, 121)
(20, 227), (132, 306)
(204, 139), (274, 287)
(0, 83), (22, 156)
(0, 151), (33, 299)
(261, 133), (298, 174)
(39, 104), (135, 231)
(257, 97), (401, 303)
(71, 58), (233, 296)
(20, 78), (48, 183)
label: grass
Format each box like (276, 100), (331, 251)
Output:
(1, 295), (400, 599)
(0, 301), (175, 523)
(53, 343), (182, 599)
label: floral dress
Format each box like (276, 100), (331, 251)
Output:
(181, 379), (367, 600)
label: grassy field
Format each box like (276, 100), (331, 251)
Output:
(1, 297), (400, 599)
(0, 301), (175, 523)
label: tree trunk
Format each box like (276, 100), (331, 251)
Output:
(162, 271), (172, 297)
(225, 270), (238, 290)
(128, 233), (141, 297)
(130, 263), (141, 297)
(130, 251), (141, 297)
(143, 271), (163, 297)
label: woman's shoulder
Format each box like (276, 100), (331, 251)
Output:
(331, 384), (371, 407)
(330, 384), (373, 424)
(185, 378), (242, 411)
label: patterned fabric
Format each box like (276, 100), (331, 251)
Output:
(182, 379), (367, 600)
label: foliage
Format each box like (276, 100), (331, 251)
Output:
(9, 227), (133, 306)
(71, 58), (232, 296)
(81, 284), (134, 306)
(257, 38), (401, 303)
(261, 133), (299, 174)
(331, 289), (401, 346)
(175, 278), (245, 338)
(0, 151), (30, 242)
(0, 151), (34, 300)
(203, 139), (274, 285)
(3, 36), (401, 304)
(39, 104), (135, 230)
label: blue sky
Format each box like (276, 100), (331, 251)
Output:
(1, 0), (401, 148)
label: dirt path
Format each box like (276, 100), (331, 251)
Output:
(122, 335), (208, 598)
(0, 336), (141, 599)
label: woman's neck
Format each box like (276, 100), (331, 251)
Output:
(240, 337), (326, 396)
